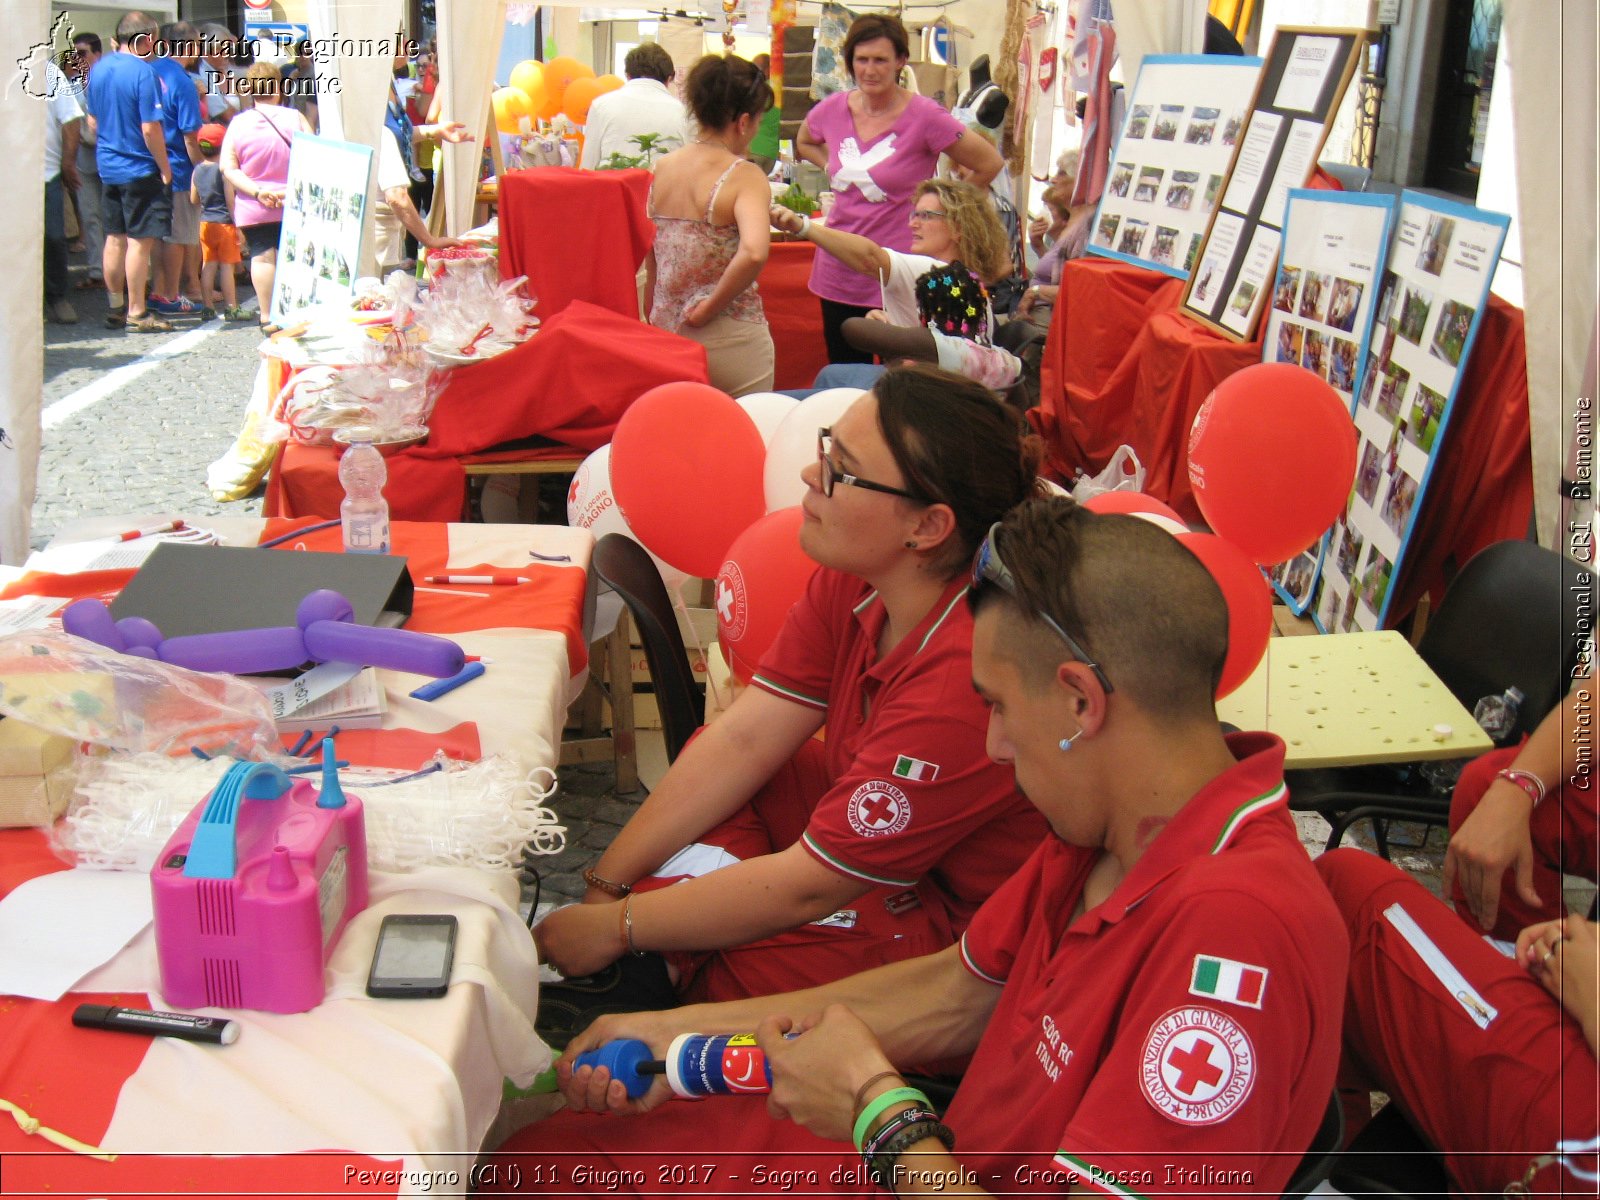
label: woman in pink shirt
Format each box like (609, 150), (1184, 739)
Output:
(797, 14), (1002, 364)
(220, 61), (311, 321)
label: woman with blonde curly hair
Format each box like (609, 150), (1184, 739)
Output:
(771, 178), (1020, 390)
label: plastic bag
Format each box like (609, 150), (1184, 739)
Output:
(1071, 445), (1145, 502)
(0, 629), (280, 760)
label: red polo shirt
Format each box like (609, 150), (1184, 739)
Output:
(947, 733), (1348, 1196)
(751, 568), (1048, 933)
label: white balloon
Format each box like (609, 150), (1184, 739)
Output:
(735, 392), (800, 448)
(762, 387), (867, 512)
(568, 445), (690, 608)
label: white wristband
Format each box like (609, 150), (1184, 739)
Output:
(797, 213), (811, 239)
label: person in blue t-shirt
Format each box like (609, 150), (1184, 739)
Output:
(148, 22), (205, 315)
(86, 11), (173, 333)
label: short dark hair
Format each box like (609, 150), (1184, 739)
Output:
(973, 500), (1228, 718)
(684, 54), (773, 130)
(73, 32), (102, 55)
(842, 14), (910, 78)
(872, 363), (1042, 578)
(116, 11), (160, 46)
(624, 43), (675, 83)
(158, 20), (200, 59)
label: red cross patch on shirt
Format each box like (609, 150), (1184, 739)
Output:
(846, 779), (913, 837)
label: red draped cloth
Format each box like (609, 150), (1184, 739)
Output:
(1032, 259), (1532, 627)
(497, 167), (654, 320)
(264, 301), (710, 521)
(765, 240), (829, 389)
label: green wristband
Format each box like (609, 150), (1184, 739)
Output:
(852, 1086), (929, 1152)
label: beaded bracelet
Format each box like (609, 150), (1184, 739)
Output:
(863, 1106), (940, 1160)
(865, 1118), (956, 1190)
(583, 866), (631, 898)
(852, 1086), (928, 1152)
(1496, 768), (1547, 806)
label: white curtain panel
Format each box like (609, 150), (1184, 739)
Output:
(437, 0), (508, 236)
(2, 0), (48, 564)
(307, 0), (344, 142)
(1111, 0), (1206, 79)
(324, 0), (404, 277)
(1503, 2), (1597, 549)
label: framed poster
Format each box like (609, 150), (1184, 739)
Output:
(271, 134), (374, 328)
(1085, 54), (1263, 278)
(1179, 27), (1366, 341)
(1311, 192), (1511, 634)
(1263, 189), (1396, 612)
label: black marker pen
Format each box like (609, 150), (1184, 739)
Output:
(72, 1003), (240, 1045)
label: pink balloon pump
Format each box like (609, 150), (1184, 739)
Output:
(61, 591), (465, 678)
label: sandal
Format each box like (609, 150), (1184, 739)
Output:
(126, 311), (174, 333)
(104, 307), (127, 329)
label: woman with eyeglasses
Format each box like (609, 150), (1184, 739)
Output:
(644, 54), (776, 397)
(771, 178), (1020, 392)
(535, 364), (1049, 1010)
(797, 14), (1003, 365)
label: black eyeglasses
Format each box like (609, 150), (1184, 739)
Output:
(817, 428), (923, 501)
(971, 522), (1114, 693)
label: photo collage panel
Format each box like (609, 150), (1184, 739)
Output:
(1089, 56), (1262, 280)
(1311, 195), (1509, 633)
(1262, 191), (1394, 613)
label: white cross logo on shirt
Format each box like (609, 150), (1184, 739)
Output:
(716, 580), (735, 622)
(833, 135), (897, 203)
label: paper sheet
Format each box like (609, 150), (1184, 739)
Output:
(0, 869), (154, 1001)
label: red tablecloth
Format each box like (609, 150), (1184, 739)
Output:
(1031, 257), (1533, 625)
(264, 301), (710, 521)
(497, 166), (653, 321)
(764, 239), (829, 390)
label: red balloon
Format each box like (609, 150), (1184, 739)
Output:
(1176, 531), (1273, 700)
(612, 382), (766, 578)
(1082, 490), (1185, 524)
(1186, 363), (1357, 564)
(716, 508), (818, 684)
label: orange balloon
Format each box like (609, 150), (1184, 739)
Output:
(539, 55), (594, 119)
(562, 76), (604, 124)
(491, 86), (533, 135)
(509, 60), (547, 112)
(595, 73), (624, 95)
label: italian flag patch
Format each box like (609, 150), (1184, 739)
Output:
(892, 755), (940, 782)
(1189, 954), (1268, 1009)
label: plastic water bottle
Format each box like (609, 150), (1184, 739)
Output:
(1472, 686), (1524, 742)
(339, 440), (390, 555)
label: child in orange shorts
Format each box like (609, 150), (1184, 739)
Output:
(190, 124), (250, 321)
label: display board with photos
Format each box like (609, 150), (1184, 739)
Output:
(1311, 192), (1510, 634)
(1085, 54), (1263, 279)
(270, 135), (375, 328)
(1179, 27), (1366, 341)
(1263, 189), (1397, 612)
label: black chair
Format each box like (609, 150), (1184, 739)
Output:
(1326, 1102), (1450, 1198)
(1292, 539), (1594, 854)
(591, 533), (703, 765)
(1281, 1092), (1346, 1199)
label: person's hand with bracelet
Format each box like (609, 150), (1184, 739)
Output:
(557, 1008), (689, 1116)
(758, 1005), (907, 1142)
(533, 895), (631, 978)
(1443, 765), (1546, 932)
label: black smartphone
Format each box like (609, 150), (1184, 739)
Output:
(366, 914), (458, 999)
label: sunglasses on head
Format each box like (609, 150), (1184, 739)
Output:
(971, 522), (1114, 693)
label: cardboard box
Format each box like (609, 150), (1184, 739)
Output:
(625, 606), (716, 727)
(0, 719), (77, 827)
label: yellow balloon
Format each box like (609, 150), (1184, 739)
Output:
(595, 73), (624, 95)
(492, 86), (533, 135)
(510, 59), (544, 100)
